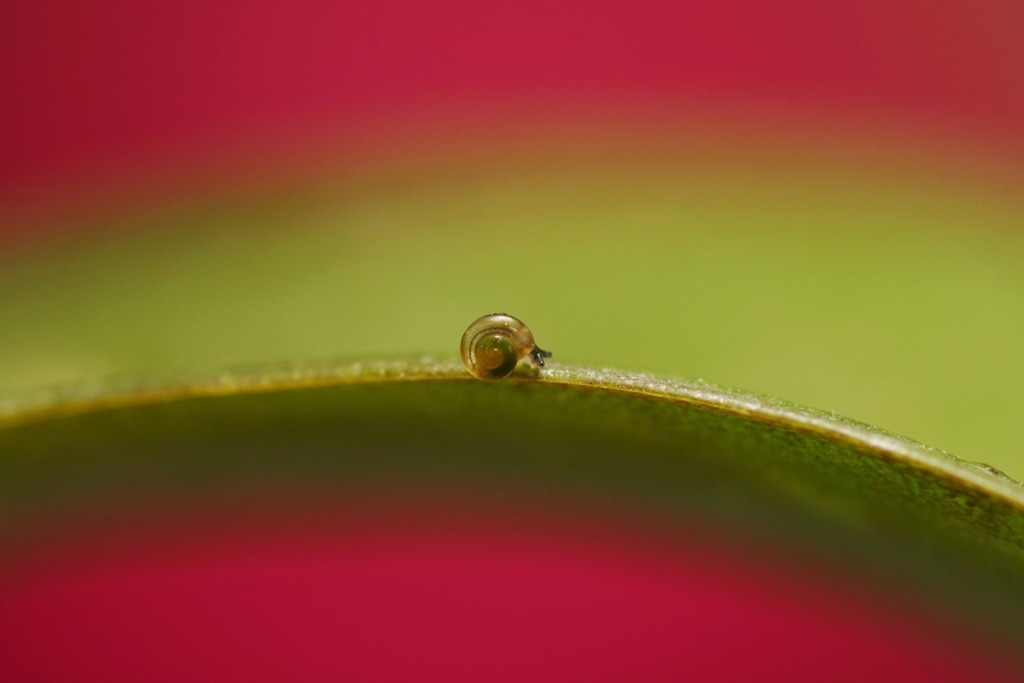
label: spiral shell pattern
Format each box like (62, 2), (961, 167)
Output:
(460, 313), (547, 381)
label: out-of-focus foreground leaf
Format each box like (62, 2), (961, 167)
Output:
(2, 359), (1024, 675)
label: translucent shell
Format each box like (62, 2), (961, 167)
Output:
(460, 313), (551, 381)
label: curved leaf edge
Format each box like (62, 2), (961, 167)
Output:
(1, 356), (1020, 511)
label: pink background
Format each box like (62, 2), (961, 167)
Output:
(3, 1), (1023, 678)
(3, 504), (1017, 681)
(4, 0), (1024, 229)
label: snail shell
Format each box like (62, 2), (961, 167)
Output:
(460, 313), (551, 381)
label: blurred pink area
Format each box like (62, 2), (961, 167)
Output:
(2, 504), (1016, 682)
(3, 2), (1024, 678)
(3, 0), (1023, 235)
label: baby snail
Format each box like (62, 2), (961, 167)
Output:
(460, 313), (552, 381)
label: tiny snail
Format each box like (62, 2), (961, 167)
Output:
(460, 313), (552, 381)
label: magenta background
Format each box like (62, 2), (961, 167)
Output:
(3, 0), (1024, 224)
(3, 1), (1024, 678)
(2, 505), (1016, 682)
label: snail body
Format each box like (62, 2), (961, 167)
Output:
(460, 313), (551, 381)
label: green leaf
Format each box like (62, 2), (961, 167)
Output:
(3, 150), (1024, 477)
(3, 359), (1024, 656)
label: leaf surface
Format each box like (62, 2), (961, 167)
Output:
(3, 359), (1024, 666)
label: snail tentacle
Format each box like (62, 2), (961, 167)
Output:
(530, 346), (552, 367)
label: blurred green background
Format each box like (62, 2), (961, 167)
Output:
(3, 138), (1022, 475)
